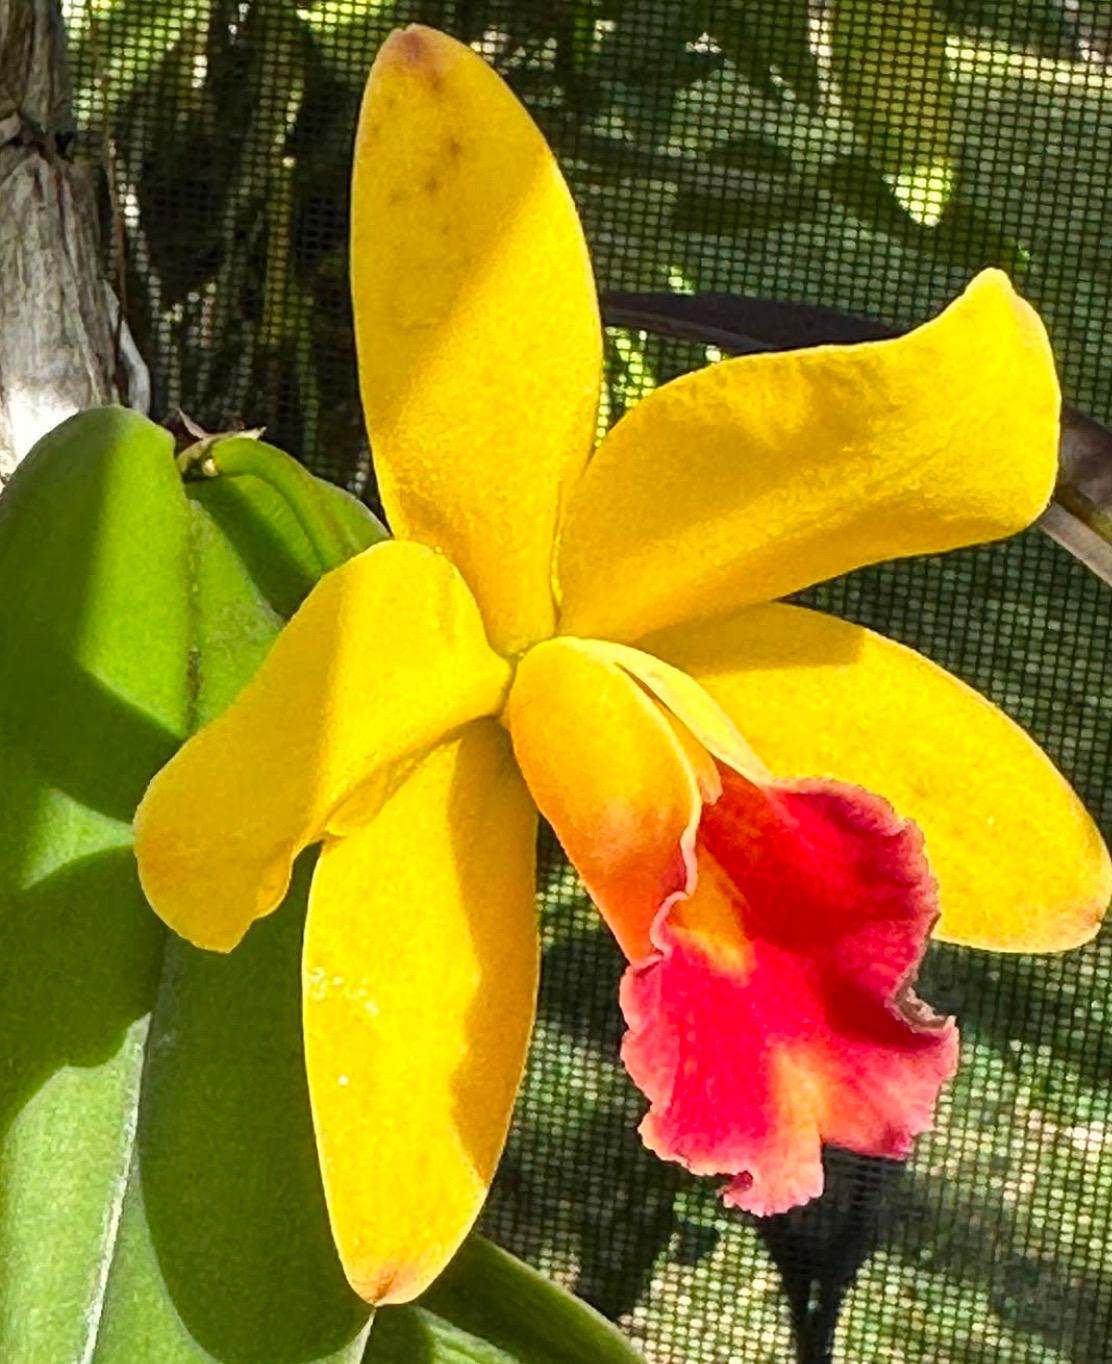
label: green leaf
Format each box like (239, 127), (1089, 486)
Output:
(184, 440), (384, 618)
(199, 434), (387, 576)
(0, 408), (190, 1362)
(939, 0), (1082, 59)
(820, 152), (1031, 274)
(83, 495), (370, 1364)
(711, 0), (821, 107)
(831, 0), (959, 223)
(364, 1238), (645, 1364)
(187, 474), (334, 622)
(0, 408), (372, 1362)
(69, 1), (212, 122)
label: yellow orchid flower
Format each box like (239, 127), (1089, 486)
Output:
(134, 26), (1110, 1309)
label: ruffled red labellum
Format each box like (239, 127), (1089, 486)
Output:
(620, 768), (958, 1215)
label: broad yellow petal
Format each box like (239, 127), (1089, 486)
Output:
(507, 637), (702, 960)
(135, 541), (510, 951)
(642, 604), (1110, 951)
(353, 26), (602, 653)
(558, 271), (1059, 642)
(303, 722), (538, 1304)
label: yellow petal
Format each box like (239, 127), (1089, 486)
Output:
(558, 271), (1059, 642)
(353, 26), (602, 653)
(303, 722), (538, 1304)
(568, 636), (766, 780)
(135, 541), (511, 951)
(507, 637), (701, 960)
(643, 604), (1111, 952)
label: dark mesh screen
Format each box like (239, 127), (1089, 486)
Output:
(61, 2), (1112, 1359)
(494, 520), (1112, 1363)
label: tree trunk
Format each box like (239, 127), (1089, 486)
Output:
(0, 0), (123, 483)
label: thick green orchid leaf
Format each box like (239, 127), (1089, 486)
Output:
(0, 408), (376, 1362)
(0, 409), (189, 1363)
(85, 497), (371, 1363)
(364, 1238), (645, 1364)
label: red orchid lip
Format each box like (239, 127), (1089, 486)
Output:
(621, 768), (959, 1215)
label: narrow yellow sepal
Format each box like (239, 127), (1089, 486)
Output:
(353, 26), (602, 653)
(303, 723), (538, 1304)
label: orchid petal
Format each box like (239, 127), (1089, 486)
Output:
(353, 26), (602, 653)
(622, 768), (958, 1214)
(135, 541), (511, 951)
(506, 638), (702, 961)
(304, 722), (538, 1304)
(558, 271), (1059, 642)
(643, 603), (1110, 951)
(566, 637), (766, 780)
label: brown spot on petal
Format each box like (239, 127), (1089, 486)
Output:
(424, 174), (441, 196)
(378, 27), (448, 91)
(382, 27), (429, 68)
